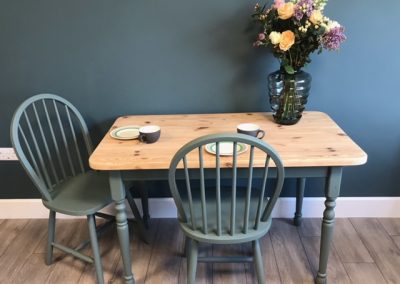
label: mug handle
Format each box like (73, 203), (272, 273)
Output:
(139, 134), (147, 143)
(257, 130), (265, 139)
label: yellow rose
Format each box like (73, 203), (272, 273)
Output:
(278, 2), (295, 20)
(279, 30), (295, 51)
(310, 10), (323, 25)
(269, 31), (282, 45)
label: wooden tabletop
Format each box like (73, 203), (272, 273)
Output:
(89, 112), (367, 171)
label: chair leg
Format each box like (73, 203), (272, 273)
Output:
(253, 239), (266, 284)
(126, 186), (150, 243)
(187, 239), (198, 284)
(139, 184), (150, 228)
(46, 210), (56, 265)
(182, 235), (188, 257)
(87, 215), (105, 284)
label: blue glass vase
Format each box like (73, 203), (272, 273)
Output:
(268, 69), (312, 125)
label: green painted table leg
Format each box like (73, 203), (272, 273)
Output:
(294, 177), (306, 226)
(110, 171), (135, 284)
(315, 167), (342, 284)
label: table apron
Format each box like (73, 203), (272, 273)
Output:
(121, 166), (330, 181)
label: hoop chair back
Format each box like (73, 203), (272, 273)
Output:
(168, 133), (285, 243)
(10, 94), (94, 201)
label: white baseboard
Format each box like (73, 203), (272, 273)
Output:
(1, 197), (399, 219)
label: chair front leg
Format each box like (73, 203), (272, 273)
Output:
(139, 184), (150, 228)
(253, 239), (266, 284)
(187, 239), (198, 284)
(46, 210), (56, 265)
(87, 214), (105, 284)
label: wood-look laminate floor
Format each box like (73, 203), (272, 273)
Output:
(0, 218), (399, 284)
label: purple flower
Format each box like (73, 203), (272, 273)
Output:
(294, 0), (314, 20)
(322, 26), (347, 51)
(258, 33), (266, 40)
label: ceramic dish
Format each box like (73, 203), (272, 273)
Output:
(110, 125), (140, 140)
(205, 142), (248, 156)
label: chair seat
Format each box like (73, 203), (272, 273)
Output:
(43, 171), (112, 216)
(179, 187), (272, 244)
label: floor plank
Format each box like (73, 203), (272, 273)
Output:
(392, 235), (400, 250)
(297, 218), (321, 237)
(378, 218), (400, 236)
(343, 263), (386, 284)
(301, 236), (351, 284)
(270, 219), (314, 283)
(351, 218), (400, 284)
(333, 218), (373, 263)
(0, 219), (47, 283)
(0, 219), (29, 257)
(8, 253), (53, 284)
(2, 218), (400, 283)
(145, 219), (184, 283)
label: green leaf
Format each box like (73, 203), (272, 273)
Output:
(284, 65), (295, 74)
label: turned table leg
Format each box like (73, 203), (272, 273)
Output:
(316, 167), (342, 284)
(294, 177), (306, 226)
(110, 171), (135, 284)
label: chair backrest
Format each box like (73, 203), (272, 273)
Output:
(10, 94), (93, 201)
(168, 133), (285, 238)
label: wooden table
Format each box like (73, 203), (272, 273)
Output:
(89, 111), (367, 284)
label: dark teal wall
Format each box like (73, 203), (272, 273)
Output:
(1, 0), (399, 198)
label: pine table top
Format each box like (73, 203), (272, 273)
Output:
(89, 112), (367, 171)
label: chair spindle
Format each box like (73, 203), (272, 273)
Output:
(53, 100), (76, 176)
(255, 156), (270, 230)
(183, 156), (196, 230)
(215, 142), (222, 236)
(198, 146), (208, 234)
(18, 125), (45, 185)
(230, 141), (238, 236)
(65, 105), (85, 174)
(243, 145), (255, 234)
(42, 100), (67, 180)
(23, 110), (53, 190)
(32, 102), (59, 185)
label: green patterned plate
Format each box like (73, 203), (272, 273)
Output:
(110, 125), (140, 140)
(205, 142), (248, 156)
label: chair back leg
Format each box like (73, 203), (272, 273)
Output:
(46, 210), (56, 265)
(187, 239), (198, 284)
(253, 239), (266, 284)
(87, 214), (105, 284)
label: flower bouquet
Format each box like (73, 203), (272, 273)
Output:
(253, 0), (346, 73)
(252, 0), (346, 124)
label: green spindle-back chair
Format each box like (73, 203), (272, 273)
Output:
(168, 133), (285, 284)
(10, 94), (115, 284)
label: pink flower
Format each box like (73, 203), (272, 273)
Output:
(274, 0), (285, 9)
(258, 33), (266, 40)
